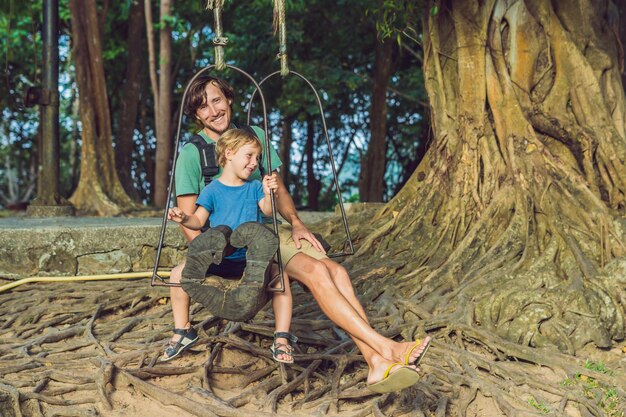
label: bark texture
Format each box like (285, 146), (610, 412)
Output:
(68, 0), (136, 215)
(115, 0), (145, 199)
(152, 0), (174, 208)
(359, 36), (397, 202)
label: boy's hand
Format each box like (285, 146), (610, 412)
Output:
(262, 174), (279, 196)
(168, 207), (187, 224)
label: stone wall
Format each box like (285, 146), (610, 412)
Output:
(0, 212), (336, 279)
(0, 217), (187, 279)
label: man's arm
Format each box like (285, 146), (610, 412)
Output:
(273, 174), (324, 252)
(177, 194), (202, 242)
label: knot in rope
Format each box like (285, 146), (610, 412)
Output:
(205, 0), (224, 9)
(206, 0), (227, 71)
(213, 36), (229, 46)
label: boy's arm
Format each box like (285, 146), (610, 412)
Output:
(259, 175), (276, 217)
(172, 205), (210, 230)
(177, 194), (202, 241)
(259, 194), (273, 216)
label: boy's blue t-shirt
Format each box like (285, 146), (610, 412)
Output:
(196, 179), (265, 261)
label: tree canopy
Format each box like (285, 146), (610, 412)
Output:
(0, 0), (427, 211)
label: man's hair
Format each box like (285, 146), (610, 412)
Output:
(184, 74), (234, 117)
(216, 128), (262, 167)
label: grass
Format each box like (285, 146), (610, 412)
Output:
(584, 359), (613, 375)
(528, 397), (550, 414)
(559, 360), (624, 417)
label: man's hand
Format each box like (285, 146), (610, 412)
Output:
(291, 221), (325, 252)
(168, 207), (188, 224)
(269, 172), (324, 252)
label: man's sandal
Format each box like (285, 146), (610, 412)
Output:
(404, 337), (431, 366)
(367, 363), (421, 394)
(270, 332), (297, 364)
(161, 327), (199, 362)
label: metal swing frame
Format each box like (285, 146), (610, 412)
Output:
(151, 64), (286, 290)
(152, 2), (353, 292)
(246, 70), (354, 258)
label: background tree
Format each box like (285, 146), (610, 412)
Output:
(0, 1), (44, 210)
(67, 0), (136, 215)
(358, 36), (397, 202)
(145, 0), (173, 207)
(114, 0), (145, 200)
(1, 0), (426, 212)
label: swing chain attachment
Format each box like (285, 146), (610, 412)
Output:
(273, 0), (289, 76)
(207, 0), (228, 71)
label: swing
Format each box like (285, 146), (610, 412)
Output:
(246, 71), (354, 258)
(151, 0), (353, 322)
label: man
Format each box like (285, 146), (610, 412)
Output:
(165, 74), (431, 393)
(164, 75), (325, 363)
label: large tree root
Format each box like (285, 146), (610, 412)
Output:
(0, 272), (623, 416)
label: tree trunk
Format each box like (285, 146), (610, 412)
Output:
(115, 0), (145, 200)
(330, 1), (626, 413)
(358, 36), (396, 202)
(352, 0), (626, 347)
(279, 115), (293, 188)
(305, 117), (320, 210)
(152, 0), (173, 208)
(354, 0), (626, 351)
(68, 0), (135, 215)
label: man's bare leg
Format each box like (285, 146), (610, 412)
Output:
(285, 254), (430, 383)
(319, 258), (430, 364)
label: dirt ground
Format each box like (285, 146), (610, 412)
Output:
(1, 276), (624, 417)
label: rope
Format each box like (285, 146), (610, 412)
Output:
(273, 0), (289, 76)
(206, 0), (227, 71)
(0, 271), (171, 294)
(205, 0), (288, 74)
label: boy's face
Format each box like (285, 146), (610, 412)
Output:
(225, 143), (261, 179)
(195, 82), (232, 139)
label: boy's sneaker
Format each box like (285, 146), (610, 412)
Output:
(184, 225), (232, 271)
(231, 222), (279, 286)
(183, 222), (278, 322)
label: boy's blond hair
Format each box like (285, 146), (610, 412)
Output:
(216, 128), (262, 167)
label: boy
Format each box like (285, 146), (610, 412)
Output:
(167, 128), (296, 363)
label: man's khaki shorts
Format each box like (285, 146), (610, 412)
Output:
(277, 224), (328, 267)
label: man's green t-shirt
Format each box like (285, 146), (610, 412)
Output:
(175, 126), (282, 197)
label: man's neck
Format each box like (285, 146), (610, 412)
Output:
(203, 127), (222, 141)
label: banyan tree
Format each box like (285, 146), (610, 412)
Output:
(361, 0), (626, 354)
(333, 0), (626, 413)
(1, 1), (625, 416)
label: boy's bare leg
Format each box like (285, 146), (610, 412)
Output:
(271, 264), (293, 362)
(169, 261), (192, 341)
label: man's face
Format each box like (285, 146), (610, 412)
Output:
(195, 82), (232, 139)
